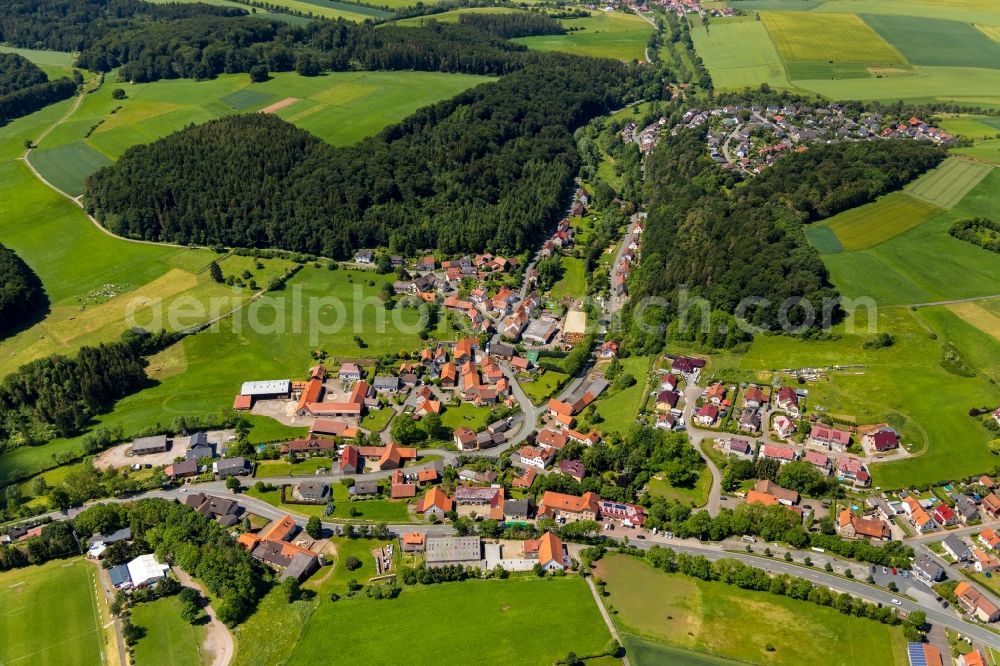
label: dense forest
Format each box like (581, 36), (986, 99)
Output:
(86, 55), (641, 257)
(0, 244), (45, 337)
(457, 12), (565, 38)
(624, 131), (943, 342)
(0, 53), (47, 96)
(0, 329), (178, 442)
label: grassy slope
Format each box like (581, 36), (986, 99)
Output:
(551, 256), (587, 300)
(596, 554), (907, 666)
(816, 166), (1000, 305)
(594, 355), (650, 433)
(512, 10), (653, 61)
(131, 595), (208, 666)
(287, 577), (610, 665)
(0, 559), (104, 666)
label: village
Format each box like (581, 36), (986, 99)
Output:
(673, 103), (956, 175)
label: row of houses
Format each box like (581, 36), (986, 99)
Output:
(237, 514), (323, 583)
(722, 438), (872, 488)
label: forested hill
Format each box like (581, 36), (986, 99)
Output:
(0, 53), (47, 96)
(634, 132), (944, 335)
(0, 244), (46, 337)
(86, 56), (637, 257)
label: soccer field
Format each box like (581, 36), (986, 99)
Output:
(0, 559), (106, 666)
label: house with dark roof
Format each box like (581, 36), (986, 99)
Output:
(863, 428), (899, 452)
(165, 459), (198, 480)
(131, 435), (168, 456)
(558, 460), (586, 482)
(350, 480), (379, 497)
(913, 553), (944, 583)
(296, 481), (329, 503)
(214, 457), (249, 478)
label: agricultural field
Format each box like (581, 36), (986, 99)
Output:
(512, 10), (654, 61)
(0, 45), (79, 80)
(805, 191), (941, 252)
(810, 0), (1000, 26)
(706, 303), (1000, 488)
(144, 0), (313, 24)
(904, 157), (993, 208)
(862, 14), (1000, 69)
(954, 139), (1000, 166)
(285, 577), (610, 665)
(29, 141), (113, 197)
(131, 595), (208, 666)
(762, 11), (903, 65)
(937, 115), (1000, 140)
(0, 559), (107, 666)
(691, 17), (791, 90)
(623, 635), (748, 666)
(814, 166), (1000, 306)
(595, 555), (907, 666)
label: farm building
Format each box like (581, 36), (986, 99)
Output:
(131, 435), (168, 456)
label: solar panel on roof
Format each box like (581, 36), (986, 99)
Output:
(907, 643), (927, 666)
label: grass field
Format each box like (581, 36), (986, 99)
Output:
(807, 192), (941, 252)
(623, 635), (747, 666)
(811, 0), (1000, 26)
(646, 469), (712, 507)
(761, 11), (904, 65)
(596, 555), (907, 666)
(923, 305), (1000, 377)
(954, 139), (1000, 166)
(792, 65), (1000, 107)
(512, 10), (653, 61)
(862, 14), (1000, 69)
(706, 303), (1000, 488)
(551, 256), (587, 300)
(440, 402), (494, 431)
(979, 23), (1000, 43)
(520, 369), (569, 404)
(394, 6), (523, 25)
(0, 558), (106, 666)
(815, 167), (1000, 306)
(286, 577), (610, 665)
(594, 355), (650, 433)
(29, 141), (114, 197)
(937, 115), (1000, 140)
(240, 0), (386, 20)
(905, 158), (993, 208)
(131, 595), (208, 666)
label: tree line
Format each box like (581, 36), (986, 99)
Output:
(0, 53), (47, 96)
(0, 243), (46, 337)
(0, 52), (77, 125)
(85, 55), (642, 258)
(0, 329), (179, 443)
(949, 217), (1000, 253)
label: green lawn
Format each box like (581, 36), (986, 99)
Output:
(512, 10), (653, 61)
(596, 555), (907, 666)
(0, 558), (105, 666)
(937, 115), (1000, 140)
(520, 369), (569, 404)
(255, 457), (333, 478)
(550, 256), (587, 301)
(360, 407), (394, 432)
(646, 469), (712, 508)
(594, 355), (650, 434)
(287, 577), (611, 665)
(623, 635), (747, 666)
(131, 595), (208, 666)
(690, 17), (792, 90)
(440, 402), (494, 431)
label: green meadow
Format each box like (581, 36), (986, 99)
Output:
(706, 304), (1000, 488)
(286, 577), (610, 665)
(596, 555), (907, 666)
(394, 6), (524, 25)
(807, 192), (941, 252)
(512, 10), (653, 61)
(862, 14), (1000, 69)
(0, 559), (106, 666)
(551, 256), (587, 301)
(904, 157), (993, 208)
(762, 11), (904, 65)
(131, 595), (208, 666)
(816, 167), (1000, 306)
(594, 355), (651, 434)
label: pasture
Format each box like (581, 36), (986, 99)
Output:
(945, 301), (1000, 344)
(623, 635), (746, 666)
(862, 14), (1000, 69)
(904, 158), (992, 209)
(937, 115), (1000, 140)
(0, 559), (106, 666)
(512, 10), (653, 61)
(131, 595), (208, 666)
(761, 11), (904, 65)
(954, 139), (1000, 166)
(690, 17), (791, 90)
(809, 191), (941, 251)
(595, 555), (907, 666)
(286, 577), (610, 665)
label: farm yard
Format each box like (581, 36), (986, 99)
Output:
(0, 559), (108, 666)
(512, 10), (654, 61)
(594, 555), (908, 666)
